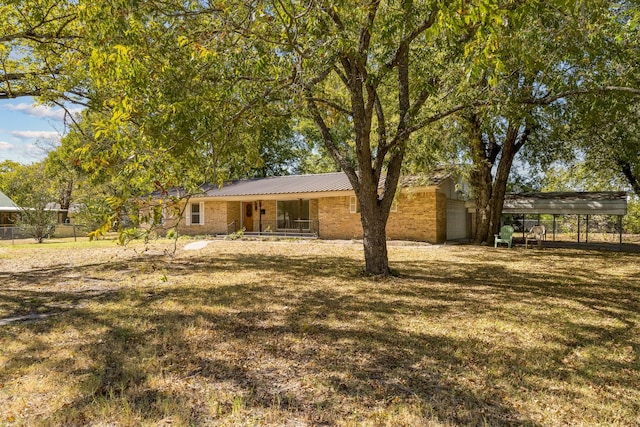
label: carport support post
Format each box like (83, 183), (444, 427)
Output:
(586, 215), (590, 243)
(619, 215), (623, 246)
(578, 215), (581, 243)
(552, 214), (557, 242)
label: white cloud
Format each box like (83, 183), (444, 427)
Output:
(11, 130), (60, 142)
(4, 103), (81, 121)
(0, 141), (46, 163)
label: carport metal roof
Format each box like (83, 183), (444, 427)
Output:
(502, 192), (627, 216)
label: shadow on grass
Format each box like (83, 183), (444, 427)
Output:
(0, 245), (638, 425)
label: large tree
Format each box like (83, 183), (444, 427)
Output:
(70, 0), (477, 274)
(408, 0), (640, 244)
(255, 0), (513, 274)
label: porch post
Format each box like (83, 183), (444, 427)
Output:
(553, 214), (556, 242)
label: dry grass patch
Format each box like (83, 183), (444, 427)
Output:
(0, 238), (639, 426)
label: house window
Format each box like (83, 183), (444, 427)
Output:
(187, 202), (204, 225)
(349, 196), (395, 213)
(349, 196), (360, 214)
(277, 199), (310, 230)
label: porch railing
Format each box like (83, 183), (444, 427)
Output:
(230, 219), (319, 236)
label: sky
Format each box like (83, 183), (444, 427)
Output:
(0, 97), (82, 164)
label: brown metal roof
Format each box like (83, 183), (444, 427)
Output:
(205, 172), (354, 197)
(399, 169), (453, 188)
(147, 168), (456, 201)
(203, 169), (454, 198)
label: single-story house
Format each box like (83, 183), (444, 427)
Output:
(144, 169), (472, 243)
(45, 202), (84, 224)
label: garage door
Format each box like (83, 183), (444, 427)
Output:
(446, 200), (468, 240)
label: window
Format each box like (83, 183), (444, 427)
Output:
(277, 199), (310, 230)
(350, 196), (395, 213)
(349, 196), (360, 214)
(186, 202), (204, 225)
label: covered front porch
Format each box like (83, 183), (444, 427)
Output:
(228, 199), (320, 238)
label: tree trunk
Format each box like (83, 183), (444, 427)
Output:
(360, 201), (390, 276)
(618, 159), (640, 195)
(488, 133), (519, 232)
(465, 113), (498, 244)
(471, 164), (493, 244)
(466, 114), (530, 244)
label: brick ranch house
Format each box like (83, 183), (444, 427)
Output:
(144, 169), (472, 244)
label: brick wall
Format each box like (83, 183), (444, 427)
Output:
(318, 196), (363, 239)
(144, 187), (449, 242)
(318, 189), (447, 243)
(386, 189), (445, 243)
(174, 200), (228, 235)
(227, 201), (241, 232)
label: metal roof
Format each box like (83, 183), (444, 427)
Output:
(147, 169), (456, 201)
(202, 170), (455, 199)
(205, 172), (354, 198)
(503, 192), (628, 215)
(0, 190), (19, 210)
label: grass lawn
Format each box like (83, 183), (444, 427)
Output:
(0, 238), (638, 426)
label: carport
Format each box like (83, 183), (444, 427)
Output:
(501, 191), (628, 245)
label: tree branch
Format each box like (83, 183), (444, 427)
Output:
(385, 9), (438, 70)
(307, 97), (352, 116)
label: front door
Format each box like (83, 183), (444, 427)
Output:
(243, 202), (254, 232)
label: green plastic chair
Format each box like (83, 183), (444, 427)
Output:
(494, 225), (515, 248)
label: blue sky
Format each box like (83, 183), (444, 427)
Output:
(0, 98), (81, 164)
